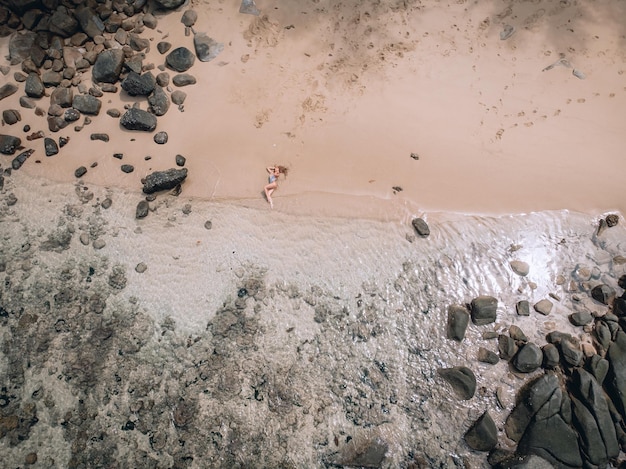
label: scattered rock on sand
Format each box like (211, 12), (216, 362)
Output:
(510, 260), (529, 276)
(90, 133), (109, 142)
(437, 366), (476, 400)
(181, 10), (198, 27)
(73, 94), (102, 115)
(136, 262), (148, 273)
(75, 166), (87, 178)
(25, 73), (44, 98)
(11, 149), (34, 170)
(121, 71), (156, 96)
(172, 73), (196, 86)
(154, 131), (168, 144)
(0, 82), (18, 100)
(157, 41), (172, 54)
(121, 164), (134, 173)
(148, 86), (170, 116)
(44, 137), (59, 156)
(142, 168), (188, 194)
(120, 108), (157, 131)
(136, 200), (149, 219)
(2, 109), (21, 125)
(175, 154), (186, 166)
(171, 90), (187, 105)
(204, 220), (212, 230)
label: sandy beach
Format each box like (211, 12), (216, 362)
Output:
(1, 0), (625, 219)
(1, 1), (626, 468)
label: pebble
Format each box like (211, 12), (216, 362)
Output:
(509, 260), (529, 277)
(101, 198), (112, 209)
(135, 262), (147, 273)
(175, 154), (186, 166)
(204, 220), (212, 230)
(121, 164), (134, 173)
(93, 239), (106, 249)
(75, 166), (87, 178)
(80, 233), (90, 245)
(182, 204), (191, 214)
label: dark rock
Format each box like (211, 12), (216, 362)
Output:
(120, 108), (157, 131)
(50, 87), (73, 108)
(411, 217), (430, 237)
(591, 284), (615, 305)
(157, 41), (172, 54)
(606, 331), (626, 420)
(498, 334), (517, 361)
(0, 134), (21, 155)
(508, 325), (528, 343)
(75, 6), (105, 38)
(101, 198), (112, 209)
(172, 73), (196, 86)
(42, 71), (62, 87)
(49, 7), (79, 37)
(171, 90), (187, 105)
(90, 133), (109, 142)
(512, 343), (543, 373)
(89, 86), (104, 98)
(153, 131), (168, 144)
(25, 73), (45, 98)
(19, 96), (36, 109)
(175, 154), (186, 166)
(107, 108), (121, 118)
(569, 311), (593, 326)
(470, 295), (497, 325)
(606, 214), (619, 227)
(113, 153), (123, 159)
(148, 86), (170, 116)
(181, 10), (198, 27)
(447, 304), (469, 341)
(533, 299), (553, 316)
(560, 337), (583, 367)
(464, 411), (497, 452)
(74, 166), (87, 177)
(121, 164), (134, 173)
(143, 13), (158, 29)
(0, 83), (18, 100)
(48, 104), (64, 117)
(332, 438), (388, 468)
(588, 354), (609, 384)
(136, 200), (149, 218)
(93, 49), (125, 83)
(2, 109), (21, 125)
(541, 344), (559, 369)
(64, 108), (81, 122)
(73, 94), (102, 115)
(437, 366), (476, 400)
(156, 72), (170, 87)
(11, 149), (34, 170)
(194, 33), (224, 62)
(517, 413), (582, 468)
(153, 0), (187, 10)
(121, 71), (156, 96)
(615, 298), (626, 317)
(44, 137), (59, 156)
(204, 220), (212, 230)
(477, 347), (499, 364)
(595, 320), (612, 351)
(166, 47), (195, 72)
(8, 31), (36, 63)
(142, 168), (188, 194)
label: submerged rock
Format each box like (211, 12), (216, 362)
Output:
(437, 366), (476, 400)
(470, 295), (497, 325)
(464, 411), (498, 451)
(411, 217), (430, 237)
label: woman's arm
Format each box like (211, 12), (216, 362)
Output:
(266, 166), (275, 174)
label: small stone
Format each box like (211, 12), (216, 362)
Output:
(411, 217), (430, 237)
(121, 164), (134, 173)
(93, 239), (106, 249)
(157, 42), (172, 54)
(154, 131), (168, 144)
(172, 73), (196, 86)
(136, 200), (149, 218)
(107, 109), (121, 118)
(204, 220), (212, 230)
(533, 299), (553, 315)
(175, 154), (186, 166)
(44, 137), (59, 156)
(182, 204), (191, 215)
(113, 153), (123, 159)
(90, 133), (109, 142)
(80, 233), (90, 245)
(171, 90), (187, 105)
(509, 325), (528, 342)
(101, 198), (112, 209)
(591, 284), (616, 305)
(606, 214), (619, 227)
(510, 260), (529, 276)
(516, 300), (530, 316)
(135, 262), (147, 273)
(410, 152), (419, 160)
(477, 347), (499, 365)
(75, 166), (87, 178)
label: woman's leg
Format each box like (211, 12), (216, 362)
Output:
(264, 182), (277, 208)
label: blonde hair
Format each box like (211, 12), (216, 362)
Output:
(276, 165), (289, 177)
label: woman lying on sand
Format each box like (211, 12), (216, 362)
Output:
(264, 165), (288, 208)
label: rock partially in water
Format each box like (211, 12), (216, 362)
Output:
(437, 366), (476, 400)
(464, 411), (497, 451)
(533, 299), (553, 316)
(470, 295), (497, 325)
(0, 134), (21, 155)
(446, 304), (469, 341)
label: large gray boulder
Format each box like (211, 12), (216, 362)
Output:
(142, 168), (188, 194)
(165, 47), (195, 72)
(92, 49), (125, 84)
(121, 71), (156, 96)
(120, 108), (157, 131)
(606, 331), (626, 420)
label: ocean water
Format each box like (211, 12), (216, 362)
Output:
(1, 171), (625, 467)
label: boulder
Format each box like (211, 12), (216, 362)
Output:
(0, 134), (21, 154)
(470, 295), (497, 325)
(588, 354), (609, 384)
(446, 304), (469, 341)
(569, 311), (593, 326)
(121, 71), (156, 96)
(142, 168), (188, 194)
(165, 46), (195, 72)
(606, 331), (626, 420)
(148, 86), (170, 116)
(559, 338), (583, 367)
(120, 108), (157, 131)
(437, 366), (476, 400)
(464, 411), (498, 452)
(42, 71), (62, 87)
(24, 73), (45, 98)
(517, 414), (582, 468)
(92, 49), (125, 83)
(129, 33), (150, 52)
(193, 33), (224, 62)
(73, 94), (102, 115)
(411, 217), (430, 237)
(512, 343), (543, 373)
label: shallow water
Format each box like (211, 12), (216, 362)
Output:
(1, 171), (624, 467)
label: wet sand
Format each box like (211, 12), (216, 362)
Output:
(1, 0), (625, 219)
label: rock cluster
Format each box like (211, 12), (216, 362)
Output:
(0, 0), (224, 193)
(441, 220), (626, 468)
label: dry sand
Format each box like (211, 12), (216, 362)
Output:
(2, 0), (626, 219)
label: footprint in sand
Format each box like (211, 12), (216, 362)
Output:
(500, 24), (515, 40)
